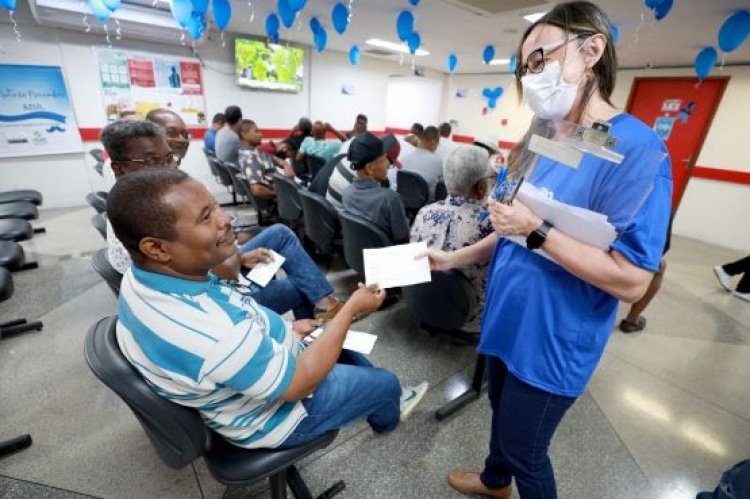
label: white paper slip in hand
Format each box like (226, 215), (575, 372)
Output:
(302, 327), (378, 355)
(363, 242), (431, 289)
(246, 249), (285, 287)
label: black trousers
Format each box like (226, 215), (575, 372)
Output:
(723, 255), (750, 293)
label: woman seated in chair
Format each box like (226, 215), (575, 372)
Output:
(410, 145), (495, 332)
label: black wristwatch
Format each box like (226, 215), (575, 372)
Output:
(526, 220), (554, 250)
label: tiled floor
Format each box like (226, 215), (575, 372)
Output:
(1, 207), (748, 499)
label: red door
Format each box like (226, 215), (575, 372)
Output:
(626, 76), (728, 212)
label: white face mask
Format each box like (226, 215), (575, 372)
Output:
(522, 60), (581, 121)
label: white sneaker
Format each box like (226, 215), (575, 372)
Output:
(713, 266), (733, 292)
(400, 381), (429, 422)
(734, 291), (750, 303)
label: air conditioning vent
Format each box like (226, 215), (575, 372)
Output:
(442, 0), (551, 17)
(363, 48), (396, 57)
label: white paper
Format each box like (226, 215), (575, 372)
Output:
(302, 327), (378, 355)
(246, 249), (286, 287)
(507, 182), (617, 262)
(363, 242), (431, 289)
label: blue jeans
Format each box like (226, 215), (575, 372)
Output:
(480, 357), (576, 499)
(277, 350), (401, 449)
(239, 224), (334, 319)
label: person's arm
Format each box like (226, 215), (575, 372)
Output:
(419, 232), (498, 271)
(279, 284), (385, 401)
(325, 122), (347, 142)
(488, 200), (653, 303)
(250, 183), (277, 200)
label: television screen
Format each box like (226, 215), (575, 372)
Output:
(235, 38), (304, 93)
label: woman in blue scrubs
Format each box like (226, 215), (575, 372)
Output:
(423, 2), (673, 498)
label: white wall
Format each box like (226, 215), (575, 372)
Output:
(437, 66), (750, 252)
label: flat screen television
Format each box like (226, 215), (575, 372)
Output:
(235, 38), (304, 93)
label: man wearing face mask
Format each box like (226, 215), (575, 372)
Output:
(420, 2), (672, 498)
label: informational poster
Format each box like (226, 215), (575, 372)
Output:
(96, 48), (206, 126)
(0, 64), (83, 158)
(654, 116), (675, 141)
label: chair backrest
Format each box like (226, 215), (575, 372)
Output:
(84, 316), (208, 469)
(231, 172), (274, 226)
(272, 174), (303, 224)
(0, 202), (38, 221)
(209, 157), (236, 191)
(91, 248), (123, 296)
(94, 162), (104, 176)
(397, 170), (430, 213)
(85, 192), (108, 214)
(403, 269), (477, 331)
(338, 211), (391, 277)
(299, 190), (339, 254)
(435, 181), (448, 201)
(91, 213), (107, 241)
(203, 150), (223, 183)
(309, 153), (345, 197)
(89, 148), (105, 163)
(0, 266), (14, 302)
(305, 155), (327, 180)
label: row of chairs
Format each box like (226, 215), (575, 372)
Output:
(0, 189), (44, 462)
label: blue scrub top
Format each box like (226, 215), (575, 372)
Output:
(478, 113), (673, 397)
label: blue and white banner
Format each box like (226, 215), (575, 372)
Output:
(0, 64), (83, 158)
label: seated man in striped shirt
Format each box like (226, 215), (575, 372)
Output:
(107, 168), (428, 449)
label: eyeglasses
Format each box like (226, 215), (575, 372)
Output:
(118, 154), (179, 168)
(515, 34), (585, 79)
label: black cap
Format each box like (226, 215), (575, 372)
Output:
(348, 132), (390, 170)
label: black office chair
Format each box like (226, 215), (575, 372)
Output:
(272, 174), (303, 227)
(210, 157), (238, 205)
(85, 192), (108, 214)
(0, 267), (43, 339)
(91, 213), (107, 241)
(91, 248), (122, 297)
(434, 181), (448, 201)
(0, 190), (42, 206)
(203, 148), (223, 185)
(0, 241), (38, 272)
(0, 219), (33, 242)
(304, 155), (326, 181)
(84, 316), (344, 499)
(299, 190), (340, 256)
(230, 171), (276, 227)
(338, 211), (391, 277)
(89, 148), (105, 177)
(396, 170), (430, 223)
(0, 202), (38, 221)
(309, 154), (345, 197)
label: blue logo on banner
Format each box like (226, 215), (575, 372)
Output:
(654, 117), (675, 141)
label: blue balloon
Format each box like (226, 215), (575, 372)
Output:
(213, 0), (231, 31)
(349, 45), (361, 65)
(654, 0), (672, 21)
(409, 0), (420, 5)
(170, 0), (191, 27)
(407, 31), (421, 55)
(289, 0), (306, 10)
(187, 12), (205, 40)
(314, 25), (327, 52)
(266, 13), (280, 42)
(396, 10), (414, 42)
(718, 11), (750, 53)
(102, 0), (120, 11)
(89, 0), (112, 22)
(509, 54), (517, 74)
(190, 0), (208, 15)
(694, 47), (718, 79)
(446, 53), (458, 73)
(0, 0), (16, 11)
(483, 45), (495, 64)
(644, 0), (666, 8)
(278, 0), (295, 29)
(309, 16), (322, 34)
(611, 23), (620, 43)
(482, 87), (503, 108)
(332, 3), (349, 35)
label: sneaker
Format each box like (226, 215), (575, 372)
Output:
(734, 291), (750, 302)
(399, 381), (429, 422)
(713, 266), (733, 292)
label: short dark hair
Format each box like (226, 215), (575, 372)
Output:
(100, 120), (165, 161)
(239, 119), (258, 135)
(224, 105), (242, 125)
(410, 123), (424, 136)
(107, 168), (189, 262)
(212, 112), (226, 125)
(422, 126), (439, 142)
(298, 117), (312, 135)
(438, 122), (452, 137)
(145, 107), (180, 124)
(356, 114), (368, 122)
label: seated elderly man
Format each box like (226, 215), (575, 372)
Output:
(107, 168), (428, 449)
(410, 145), (495, 332)
(100, 119), (343, 321)
(342, 133), (410, 244)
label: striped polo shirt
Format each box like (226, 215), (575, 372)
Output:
(116, 265), (307, 449)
